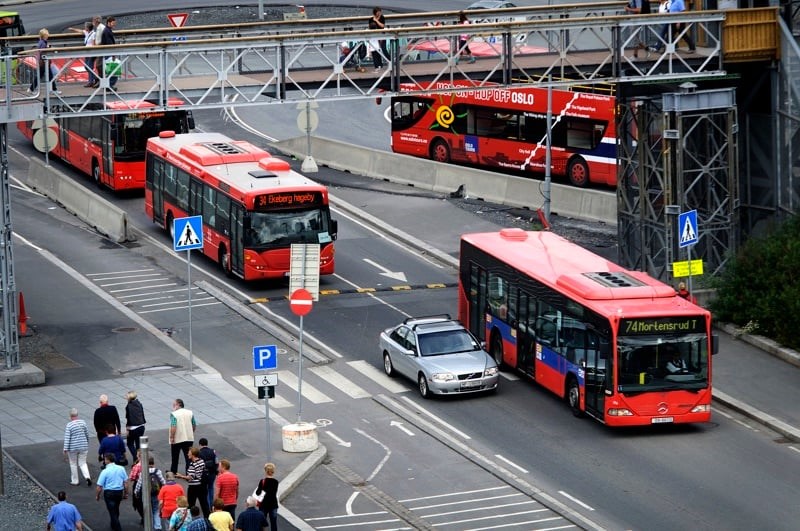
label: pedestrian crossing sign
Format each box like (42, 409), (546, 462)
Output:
(173, 215), (204, 252)
(678, 210), (698, 248)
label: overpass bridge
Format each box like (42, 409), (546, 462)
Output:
(0, 5), (788, 371)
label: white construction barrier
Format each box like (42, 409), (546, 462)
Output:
(272, 136), (617, 225)
(27, 157), (134, 243)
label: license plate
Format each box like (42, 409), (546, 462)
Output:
(651, 417), (674, 424)
(461, 380), (481, 389)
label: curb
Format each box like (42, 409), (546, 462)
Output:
(716, 322), (800, 369)
(712, 390), (800, 442)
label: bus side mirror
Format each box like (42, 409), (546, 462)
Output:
(330, 218), (338, 240)
(712, 334), (719, 355)
(187, 112), (195, 130)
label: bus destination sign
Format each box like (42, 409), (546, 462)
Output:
(620, 316), (705, 336)
(255, 191), (322, 210)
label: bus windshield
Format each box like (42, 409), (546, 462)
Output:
(246, 209), (332, 248)
(116, 112), (191, 158)
(617, 333), (709, 393)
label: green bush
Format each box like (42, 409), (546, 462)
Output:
(710, 215), (800, 349)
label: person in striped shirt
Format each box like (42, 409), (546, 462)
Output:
(63, 408), (92, 487)
(177, 447), (209, 518)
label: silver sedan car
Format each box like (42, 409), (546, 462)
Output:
(379, 315), (499, 398)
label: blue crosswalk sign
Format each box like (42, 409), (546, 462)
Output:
(678, 210), (698, 248)
(173, 216), (204, 252)
(253, 345), (278, 370)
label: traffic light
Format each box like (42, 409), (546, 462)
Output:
(257, 386), (276, 399)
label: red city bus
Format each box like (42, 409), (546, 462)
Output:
(391, 80), (617, 187)
(18, 100), (194, 190)
(145, 132), (338, 280)
(459, 228), (717, 426)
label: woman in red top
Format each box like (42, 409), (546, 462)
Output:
(214, 459), (240, 519)
(157, 471), (185, 530)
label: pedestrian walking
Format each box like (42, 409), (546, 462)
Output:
(367, 7), (388, 70)
(170, 398), (196, 474)
(98, 425), (127, 466)
(254, 462), (279, 531)
(624, 0), (652, 58)
(158, 471), (185, 531)
(63, 408), (92, 487)
(95, 452), (128, 531)
(198, 438), (217, 510)
(214, 459), (239, 520)
(98, 15), (119, 89)
(169, 496), (193, 531)
(129, 449), (145, 524)
(186, 506), (213, 530)
(456, 12), (476, 64)
(125, 390), (146, 462)
(81, 20), (97, 87)
(134, 456), (167, 530)
(93, 394), (121, 443)
(47, 490), (84, 531)
(177, 447), (210, 519)
(28, 28), (60, 94)
(234, 496), (268, 531)
(209, 498), (234, 531)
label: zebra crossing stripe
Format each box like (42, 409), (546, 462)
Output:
(276, 370), (333, 403)
(348, 360), (409, 394)
(308, 365), (371, 398)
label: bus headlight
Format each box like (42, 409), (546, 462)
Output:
(431, 373), (455, 383)
(607, 408), (634, 416)
(691, 404), (711, 413)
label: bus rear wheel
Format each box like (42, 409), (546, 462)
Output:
(567, 157), (590, 188)
(430, 139), (450, 163)
(219, 246), (232, 277)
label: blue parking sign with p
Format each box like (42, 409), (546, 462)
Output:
(253, 345), (278, 371)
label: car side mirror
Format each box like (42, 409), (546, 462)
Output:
(712, 334), (719, 355)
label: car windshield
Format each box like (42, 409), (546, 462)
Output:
(418, 329), (480, 356)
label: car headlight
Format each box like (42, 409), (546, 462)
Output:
(483, 367), (498, 377)
(430, 373), (455, 383)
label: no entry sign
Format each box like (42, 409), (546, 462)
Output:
(289, 288), (313, 317)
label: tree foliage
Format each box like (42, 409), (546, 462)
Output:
(710, 216), (800, 349)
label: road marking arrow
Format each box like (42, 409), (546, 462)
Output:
(325, 430), (351, 447)
(390, 420), (415, 436)
(363, 258), (407, 283)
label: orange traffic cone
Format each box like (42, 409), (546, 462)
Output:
(18, 291), (30, 336)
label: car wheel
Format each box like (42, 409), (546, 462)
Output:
(567, 156), (590, 188)
(383, 352), (394, 377)
(567, 376), (583, 417)
(418, 373), (430, 398)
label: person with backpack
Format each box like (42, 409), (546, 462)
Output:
(134, 456), (167, 530)
(198, 438), (218, 512)
(625, 0), (652, 59)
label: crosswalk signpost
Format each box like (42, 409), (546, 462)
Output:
(677, 210), (699, 301)
(173, 216), (203, 371)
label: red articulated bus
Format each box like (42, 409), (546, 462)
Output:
(18, 100), (194, 190)
(391, 80), (617, 187)
(459, 228), (717, 426)
(145, 131), (338, 281)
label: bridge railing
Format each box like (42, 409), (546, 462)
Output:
(0, 11), (734, 119)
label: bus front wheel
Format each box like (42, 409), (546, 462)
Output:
(430, 139), (450, 163)
(166, 212), (174, 239)
(490, 333), (505, 369)
(219, 246), (232, 277)
(567, 157), (590, 188)
(567, 376), (583, 417)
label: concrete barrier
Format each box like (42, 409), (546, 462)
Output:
(272, 136), (617, 226)
(27, 157), (134, 243)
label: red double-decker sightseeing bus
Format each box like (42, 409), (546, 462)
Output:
(145, 131), (338, 280)
(391, 80), (617, 187)
(18, 100), (194, 190)
(459, 228), (717, 426)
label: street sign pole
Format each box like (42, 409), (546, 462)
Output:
(297, 314), (304, 422)
(265, 391), (271, 460)
(187, 249), (193, 371)
(141, 436), (152, 531)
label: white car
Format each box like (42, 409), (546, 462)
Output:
(379, 315), (499, 398)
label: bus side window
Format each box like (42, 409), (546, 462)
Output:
(535, 317), (556, 346)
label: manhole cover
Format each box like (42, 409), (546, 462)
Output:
(112, 327), (138, 333)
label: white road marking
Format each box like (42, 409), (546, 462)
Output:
(494, 454), (529, 474)
(399, 396), (471, 440)
(309, 365), (371, 399)
(277, 369), (333, 403)
(348, 360), (409, 394)
(558, 490), (595, 511)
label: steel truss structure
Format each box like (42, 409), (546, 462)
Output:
(617, 86), (738, 283)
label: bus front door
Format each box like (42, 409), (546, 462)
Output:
(230, 205), (244, 275)
(583, 348), (606, 418)
(468, 264), (487, 343)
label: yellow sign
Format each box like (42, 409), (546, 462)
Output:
(672, 259), (704, 278)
